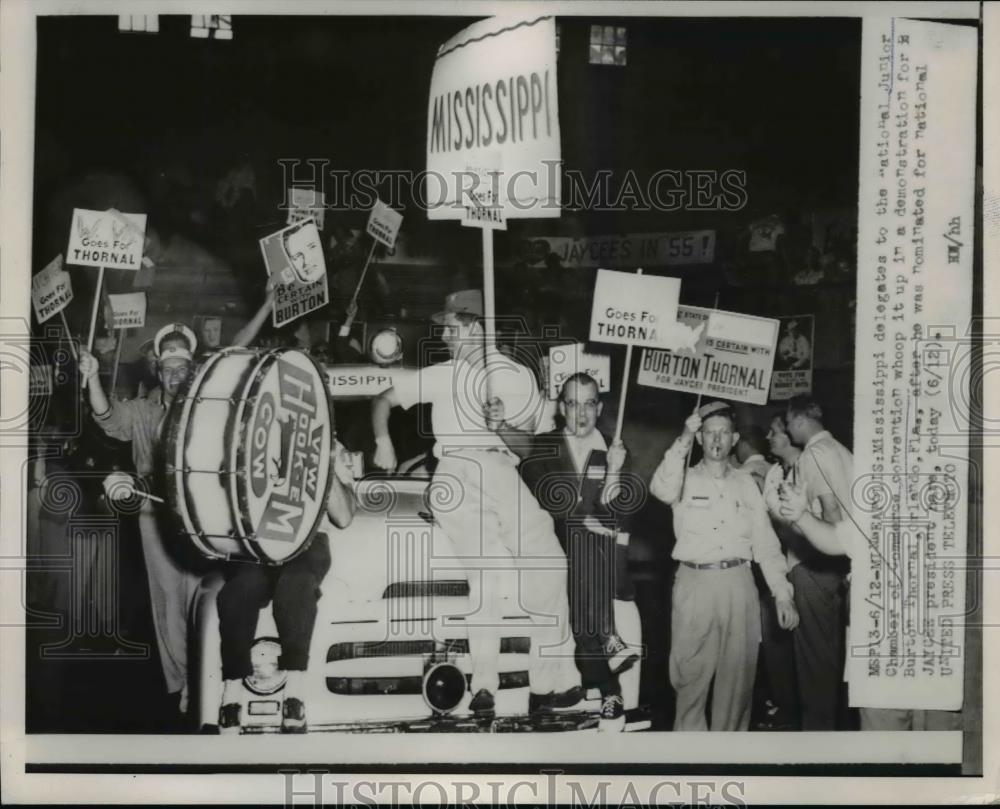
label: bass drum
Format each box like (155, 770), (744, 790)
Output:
(164, 347), (334, 565)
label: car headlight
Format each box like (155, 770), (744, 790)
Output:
(369, 328), (403, 366)
(422, 661), (466, 714)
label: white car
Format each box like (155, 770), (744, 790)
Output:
(190, 367), (648, 733)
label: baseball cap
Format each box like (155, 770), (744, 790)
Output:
(698, 400), (734, 421)
(431, 289), (484, 325)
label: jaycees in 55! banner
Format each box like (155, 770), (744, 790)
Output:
(769, 314), (814, 400)
(259, 218), (329, 328)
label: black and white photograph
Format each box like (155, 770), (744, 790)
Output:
(0, 0), (991, 804)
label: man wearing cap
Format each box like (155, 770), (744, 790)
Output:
(650, 401), (798, 731)
(78, 323), (202, 721)
(371, 290), (582, 717)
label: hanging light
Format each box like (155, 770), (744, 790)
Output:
(118, 15), (158, 34)
(191, 15), (233, 41)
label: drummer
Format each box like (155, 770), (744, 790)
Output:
(215, 442), (357, 734)
(78, 323), (202, 724)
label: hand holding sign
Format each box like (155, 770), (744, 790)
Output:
(683, 409), (702, 437)
(606, 439), (627, 474)
(77, 348), (100, 382)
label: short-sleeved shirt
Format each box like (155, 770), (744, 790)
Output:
(650, 437), (792, 600)
(795, 430), (854, 518)
(393, 357), (543, 458)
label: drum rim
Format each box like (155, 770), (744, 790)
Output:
(229, 349), (280, 560)
(234, 347), (335, 566)
(164, 350), (230, 561)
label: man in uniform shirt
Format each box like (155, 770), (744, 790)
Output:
(650, 401), (798, 731)
(783, 394), (854, 730)
(371, 291), (580, 717)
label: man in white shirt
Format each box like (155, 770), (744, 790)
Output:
(783, 395), (853, 730)
(775, 486), (963, 733)
(650, 401), (798, 731)
(371, 291), (580, 717)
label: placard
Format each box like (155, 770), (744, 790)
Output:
(366, 199), (404, 248)
(426, 15), (560, 220)
(259, 220), (330, 328)
(588, 269), (683, 349)
(105, 292), (147, 329)
(66, 208), (147, 270)
(460, 157), (507, 230)
(769, 314), (814, 400)
(29, 364), (53, 397)
(637, 305), (780, 405)
(31, 255), (73, 323)
(547, 344), (610, 400)
(287, 187), (326, 230)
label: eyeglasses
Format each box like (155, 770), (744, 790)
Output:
(701, 428), (733, 438)
(563, 398), (600, 411)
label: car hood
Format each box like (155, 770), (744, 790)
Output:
(323, 478), (458, 604)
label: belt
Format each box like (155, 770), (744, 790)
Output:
(681, 558), (749, 571)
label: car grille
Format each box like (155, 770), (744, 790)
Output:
(326, 636), (530, 662)
(326, 670), (529, 696)
(382, 579), (470, 599)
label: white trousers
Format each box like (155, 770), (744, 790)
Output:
(432, 450), (579, 696)
(138, 504), (201, 696)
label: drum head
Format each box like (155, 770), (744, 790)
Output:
(233, 348), (334, 565)
(163, 351), (233, 560)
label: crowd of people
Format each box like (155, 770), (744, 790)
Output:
(31, 269), (932, 736)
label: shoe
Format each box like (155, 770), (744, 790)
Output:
(605, 634), (640, 675)
(281, 697), (308, 733)
(598, 693), (625, 732)
(218, 702), (242, 735)
(529, 685), (585, 714)
(469, 689), (495, 716)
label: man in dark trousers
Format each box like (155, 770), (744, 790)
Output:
(519, 373), (640, 731)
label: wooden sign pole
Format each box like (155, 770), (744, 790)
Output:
(481, 226), (496, 403)
(339, 240), (378, 337)
(58, 309), (78, 363)
(612, 268), (643, 443)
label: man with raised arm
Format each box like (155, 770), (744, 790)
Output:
(650, 401), (798, 731)
(370, 290), (581, 718)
